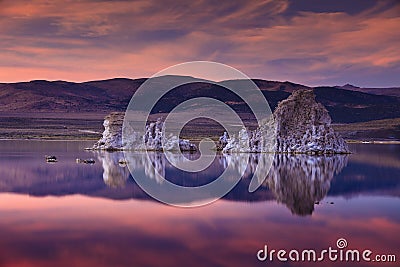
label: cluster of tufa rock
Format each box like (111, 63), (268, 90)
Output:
(139, 118), (197, 151)
(91, 112), (197, 151)
(92, 89), (349, 154)
(222, 89), (349, 154)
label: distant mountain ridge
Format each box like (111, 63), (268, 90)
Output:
(0, 77), (399, 123)
(335, 83), (400, 97)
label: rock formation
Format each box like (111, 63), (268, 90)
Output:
(92, 112), (124, 150)
(274, 89), (349, 153)
(222, 89), (349, 154)
(91, 112), (197, 151)
(217, 132), (229, 150)
(136, 118), (197, 151)
(93, 89), (348, 154)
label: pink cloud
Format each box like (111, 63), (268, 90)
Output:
(0, 0), (398, 86)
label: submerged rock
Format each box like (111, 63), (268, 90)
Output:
(222, 89), (349, 154)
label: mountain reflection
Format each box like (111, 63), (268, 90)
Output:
(100, 151), (348, 215)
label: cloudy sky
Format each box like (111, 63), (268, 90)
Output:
(0, 0), (399, 87)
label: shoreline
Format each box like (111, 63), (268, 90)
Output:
(0, 138), (98, 142)
(1, 137), (399, 145)
(1, 114), (398, 144)
(345, 140), (400, 144)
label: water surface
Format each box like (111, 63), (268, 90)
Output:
(0, 140), (398, 266)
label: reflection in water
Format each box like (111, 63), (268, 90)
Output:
(0, 194), (398, 267)
(0, 140), (398, 211)
(265, 154), (348, 215)
(96, 152), (129, 188)
(0, 141), (398, 267)
(126, 152), (167, 184)
(100, 151), (348, 215)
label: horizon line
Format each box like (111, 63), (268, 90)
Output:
(1, 76), (399, 89)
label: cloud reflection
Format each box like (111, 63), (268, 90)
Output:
(0, 194), (398, 267)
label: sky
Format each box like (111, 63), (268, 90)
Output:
(0, 0), (399, 87)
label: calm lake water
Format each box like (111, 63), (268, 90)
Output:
(0, 140), (399, 267)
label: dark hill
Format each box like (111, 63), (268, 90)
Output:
(0, 77), (399, 123)
(335, 84), (400, 97)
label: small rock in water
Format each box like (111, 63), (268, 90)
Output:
(76, 158), (95, 164)
(45, 155), (57, 163)
(118, 158), (128, 166)
(83, 158), (95, 164)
